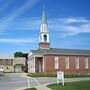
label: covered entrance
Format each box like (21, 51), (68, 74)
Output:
(35, 57), (43, 73)
(28, 55), (44, 73)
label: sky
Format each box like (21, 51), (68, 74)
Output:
(0, 0), (90, 54)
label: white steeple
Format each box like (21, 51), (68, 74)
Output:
(39, 6), (49, 43)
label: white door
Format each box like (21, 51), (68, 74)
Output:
(15, 65), (22, 72)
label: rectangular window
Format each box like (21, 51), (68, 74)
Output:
(11, 59), (13, 63)
(65, 57), (69, 69)
(54, 56), (59, 69)
(85, 57), (88, 69)
(75, 57), (79, 69)
(5, 59), (8, 63)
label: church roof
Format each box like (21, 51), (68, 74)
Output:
(31, 48), (90, 56)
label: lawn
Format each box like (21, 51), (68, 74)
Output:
(47, 80), (90, 90)
(27, 73), (90, 78)
(24, 87), (37, 90)
(27, 73), (56, 77)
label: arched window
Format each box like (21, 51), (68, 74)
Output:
(44, 34), (47, 42)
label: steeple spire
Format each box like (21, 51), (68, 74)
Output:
(42, 5), (47, 24)
(39, 4), (50, 49)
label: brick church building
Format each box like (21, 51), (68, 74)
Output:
(28, 9), (90, 75)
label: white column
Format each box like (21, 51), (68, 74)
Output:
(28, 58), (30, 73)
(43, 57), (44, 72)
(33, 57), (35, 73)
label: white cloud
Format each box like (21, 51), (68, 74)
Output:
(61, 22), (90, 36)
(47, 17), (90, 37)
(2, 17), (90, 37)
(0, 7), (90, 37)
(0, 1), (89, 38)
(8, 18), (41, 31)
(0, 38), (38, 44)
(63, 17), (89, 23)
(0, 0), (40, 32)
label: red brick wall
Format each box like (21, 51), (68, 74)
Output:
(39, 43), (50, 49)
(43, 55), (90, 75)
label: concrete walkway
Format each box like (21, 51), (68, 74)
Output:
(16, 85), (52, 90)
(36, 85), (52, 90)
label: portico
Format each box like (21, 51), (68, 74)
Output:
(28, 55), (44, 73)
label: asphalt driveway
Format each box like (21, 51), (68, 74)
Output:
(0, 73), (27, 90)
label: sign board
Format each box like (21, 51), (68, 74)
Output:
(57, 71), (64, 86)
(0, 66), (4, 72)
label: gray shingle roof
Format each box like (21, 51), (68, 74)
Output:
(31, 48), (90, 56)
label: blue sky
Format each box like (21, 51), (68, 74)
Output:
(0, 0), (90, 54)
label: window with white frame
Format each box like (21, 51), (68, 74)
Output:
(85, 57), (88, 69)
(65, 57), (70, 69)
(54, 56), (59, 69)
(75, 57), (79, 69)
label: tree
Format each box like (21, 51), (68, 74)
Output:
(14, 52), (28, 57)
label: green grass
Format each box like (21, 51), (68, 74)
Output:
(4, 72), (14, 73)
(64, 74), (90, 78)
(0, 72), (4, 76)
(24, 87), (37, 90)
(27, 73), (56, 77)
(47, 80), (90, 90)
(27, 73), (90, 78)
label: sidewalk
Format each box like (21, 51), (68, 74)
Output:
(16, 85), (52, 90)
(35, 84), (52, 90)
